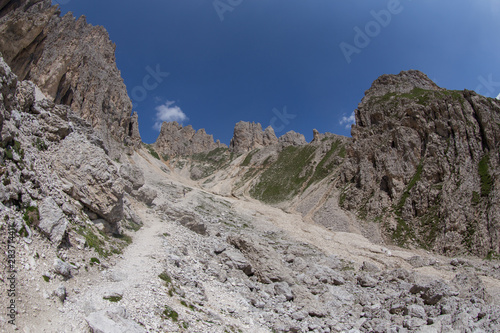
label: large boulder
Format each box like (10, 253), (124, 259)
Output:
(49, 132), (124, 226)
(119, 163), (145, 194)
(38, 197), (69, 245)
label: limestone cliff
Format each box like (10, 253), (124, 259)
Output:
(0, 0), (141, 153)
(339, 70), (500, 256)
(229, 121), (279, 153)
(153, 121), (225, 157)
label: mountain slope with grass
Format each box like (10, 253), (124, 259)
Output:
(174, 71), (500, 258)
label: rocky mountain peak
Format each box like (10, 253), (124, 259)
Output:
(278, 130), (307, 147)
(362, 70), (442, 101)
(154, 121), (225, 157)
(343, 71), (500, 256)
(229, 121), (279, 153)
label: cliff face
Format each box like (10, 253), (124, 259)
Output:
(340, 70), (500, 256)
(0, 0), (141, 153)
(229, 121), (279, 154)
(153, 121), (225, 157)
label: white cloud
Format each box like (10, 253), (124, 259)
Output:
(339, 111), (356, 129)
(496, 93), (500, 100)
(153, 101), (188, 131)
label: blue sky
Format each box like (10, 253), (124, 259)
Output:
(53, 0), (500, 144)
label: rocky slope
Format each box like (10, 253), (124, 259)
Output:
(0, 0), (141, 155)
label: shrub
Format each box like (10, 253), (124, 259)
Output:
(159, 271), (172, 285)
(35, 138), (48, 151)
(163, 306), (178, 322)
(23, 206), (39, 227)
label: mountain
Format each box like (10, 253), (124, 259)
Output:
(172, 70), (499, 258)
(0, 2), (499, 332)
(340, 70), (500, 256)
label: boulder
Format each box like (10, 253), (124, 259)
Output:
(274, 282), (294, 301)
(86, 306), (145, 333)
(119, 163), (145, 193)
(53, 259), (72, 278)
(38, 197), (69, 245)
(133, 186), (157, 206)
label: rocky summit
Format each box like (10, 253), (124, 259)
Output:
(154, 121), (225, 158)
(0, 2), (500, 333)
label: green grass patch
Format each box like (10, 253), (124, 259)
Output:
(241, 149), (259, 167)
(471, 191), (481, 205)
(42, 275), (50, 282)
(77, 227), (110, 257)
(103, 295), (122, 302)
(478, 154), (492, 197)
(163, 305), (179, 322)
(374, 88), (464, 108)
(307, 139), (344, 187)
(486, 250), (500, 261)
(34, 138), (48, 151)
(4, 140), (24, 162)
(417, 204), (441, 250)
(250, 145), (317, 203)
(145, 144), (160, 160)
(112, 232), (133, 244)
(89, 257), (100, 266)
(392, 217), (415, 247)
(190, 147), (232, 179)
(394, 163), (423, 216)
(159, 271), (172, 285)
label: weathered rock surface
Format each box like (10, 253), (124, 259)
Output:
(154, 121), (225, 157)
(49, 132), (124, 226)
(0, 54), (130, 246)
(229, 121), (279, 153)
(86, 307), (145, 333)
(278, 130), (307, 147)
(38, 197), (69, 245)
(0, 0), (141, 153)
(340, 70), (500, 256)
(120, 163), (145, 194)
(1, 5), (500, 331)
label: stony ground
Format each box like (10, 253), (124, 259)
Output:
(2, 150), (500, 333)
